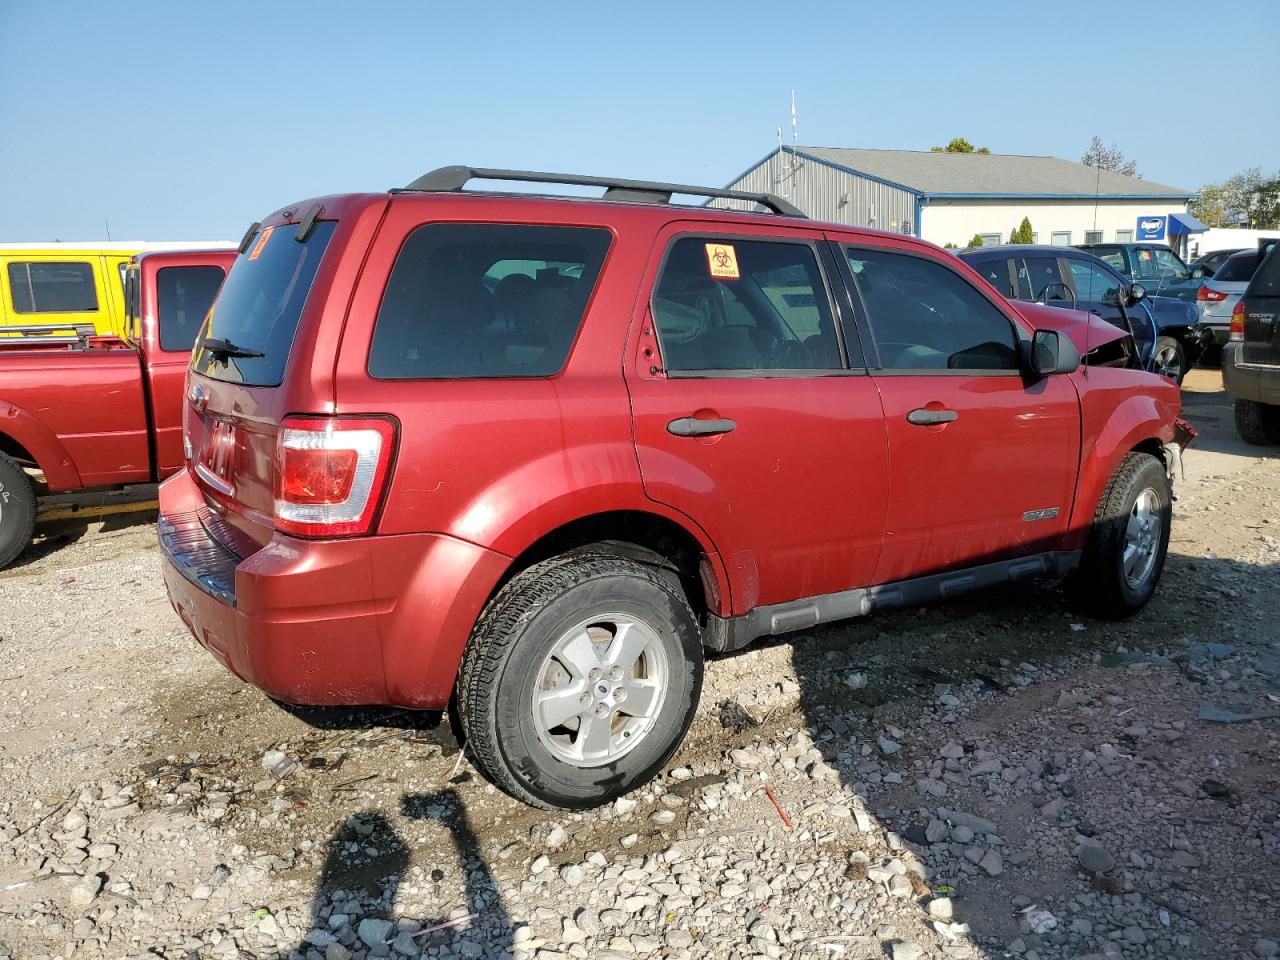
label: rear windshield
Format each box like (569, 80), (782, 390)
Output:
(191, 221), (336, 385)
(1214, 253), (1260, 283)
(368, 223), (611, 379)
(1250, 248), (1280, 298)
(157, 265), (226, 352)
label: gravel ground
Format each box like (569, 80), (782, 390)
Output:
(1, 370), (1277, 960)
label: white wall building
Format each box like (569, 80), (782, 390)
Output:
(719, 146), (1201, 252)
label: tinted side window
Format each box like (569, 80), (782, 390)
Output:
(1132, 248), (1162, 279)
(1250, 247), (1280, 297)
(1153, 248), (1188, 279)
(1093, 247), (1127, 273)
(1067, 259), (1123, 303)
(652, 237), (842, 372)
(1017, 257), (1069, 302)
(846, 248), (1019, 372)
(7, 261), (99, 313)
(971, 259), (1017, 298)
(369, 223), (610, 379)
(1214, 254), (1259, 283)
(157, 266), (226, 352)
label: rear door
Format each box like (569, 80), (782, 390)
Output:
(1241, 247), (1280, 367)
(186, 221), (339, 550)
(626, 223), (889, 614)
(835, 239), (1080, 584)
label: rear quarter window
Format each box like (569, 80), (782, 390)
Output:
(157, 265), (226, 352)
(368, 223), (611, 379)
(1215, 253), (1260, 283)
(191, 221), (336, 386)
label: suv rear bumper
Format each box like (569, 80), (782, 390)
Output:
(1222, 343), (1280, 405)
(158, 468), (509, 709)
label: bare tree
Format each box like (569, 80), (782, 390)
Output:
(1081, 136), (1140, 179)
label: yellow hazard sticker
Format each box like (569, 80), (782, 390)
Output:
(248, 225), (275, 262)
(705, 243), (740, 280)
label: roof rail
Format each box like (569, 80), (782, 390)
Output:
(398, 165), (806, 218)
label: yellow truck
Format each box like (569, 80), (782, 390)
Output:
(0, 242), (233, 336)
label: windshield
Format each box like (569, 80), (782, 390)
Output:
(191, 221), (336, 385)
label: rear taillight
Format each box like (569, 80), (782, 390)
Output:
(1197, 284), (1227, 303)
(1230, 300), (1246, 342)
(273, 416), (397, 537)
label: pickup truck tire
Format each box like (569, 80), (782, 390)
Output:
(1234, 399), (1280, 446)
(456, 553), (703, 810)
(1075, 452), (1171, 618)
(1152, 336), (1187, 385)
(0, 453), (37, 570)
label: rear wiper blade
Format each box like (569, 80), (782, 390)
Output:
(200, 337), (264, 361)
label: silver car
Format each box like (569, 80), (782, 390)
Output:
(1196, 250), (1261, 357)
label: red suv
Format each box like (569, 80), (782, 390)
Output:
(159, 167), (1190, 809)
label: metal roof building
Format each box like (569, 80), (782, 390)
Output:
(719, 146), (1202, 252)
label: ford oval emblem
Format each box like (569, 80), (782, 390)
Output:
(191, 384), (208, 411)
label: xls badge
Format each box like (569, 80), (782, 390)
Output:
(1023, 507), (1060, 522)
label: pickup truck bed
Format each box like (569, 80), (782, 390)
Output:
(0, 249), (234, 567)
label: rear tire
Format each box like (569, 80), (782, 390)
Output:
(456, 554), (703, 809)
(0, 454), (36, 570)
(1152, 336), (1187, 385)
(1234, 399), (1280, 446)
(1075, 452), (1171, 619)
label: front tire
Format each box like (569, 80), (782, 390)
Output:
(1075, 452), (1171, 618)
(1234, 399), (1280, 446)
(457, 554), (704, 809)
(0, 453), (37, 570)
(1152, 335), (1187, 385)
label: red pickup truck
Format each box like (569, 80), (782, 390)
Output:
(0, 249), (233, 567)
(158, 168), (1193, 809)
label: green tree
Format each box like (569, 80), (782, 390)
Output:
(968, 233), (985, 248)
(1008, 217), (1034, 244)
(1081, 135), (1140, 178)
(1251, 176), (1280, 228)
(1191, 167), (1270, 226)
(1190, 183), (1230, 227)
(932, 137), (991, 154)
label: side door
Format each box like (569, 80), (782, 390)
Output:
(833, 240), (1081, 584)
(1064, 256), (1154, 363)
(625, 224), (889, 615)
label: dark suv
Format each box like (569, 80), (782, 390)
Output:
(958, 244), (1200, 383)
(159, 166), (1190, 809)
(1224, 244), (1280, 444)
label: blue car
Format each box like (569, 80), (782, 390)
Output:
(957, 245), (1200, 384)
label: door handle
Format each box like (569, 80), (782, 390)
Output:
(667, 417), (737, 437)
(906, 408), (958, 426)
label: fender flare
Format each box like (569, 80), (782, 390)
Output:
(0, 399), (82, 491)
(1067, 395), (1175, 549)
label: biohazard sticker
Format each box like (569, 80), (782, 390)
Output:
(705, 243), (740, 279)
(247, 225), (275, 262)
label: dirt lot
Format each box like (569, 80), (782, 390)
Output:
(0, 369), (1277, 960)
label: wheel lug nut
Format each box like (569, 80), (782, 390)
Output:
(594, 704), (608, 718)
(614, 688), (627, 702)
(609, 666), (623, 681)
(579, 692), (591, 706)
(588, 668), (601, 682)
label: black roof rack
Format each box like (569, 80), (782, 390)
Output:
(397, 165), (806, 218)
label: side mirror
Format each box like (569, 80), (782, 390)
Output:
(1127, 283), (1147, 305)
(1030, 329), (1081, 377)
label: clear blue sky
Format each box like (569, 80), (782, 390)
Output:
(1, 0), (1275, 241)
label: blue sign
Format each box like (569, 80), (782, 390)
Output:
(1136, 215), (1167, 241)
